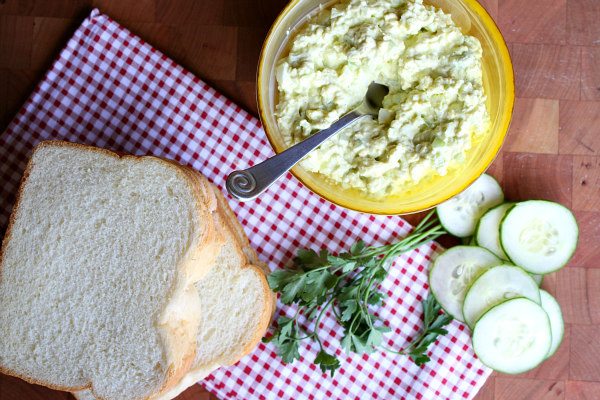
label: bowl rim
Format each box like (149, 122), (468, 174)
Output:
(256, 0), (515, 215)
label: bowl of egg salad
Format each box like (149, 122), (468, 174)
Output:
(257, 0), (514, 214)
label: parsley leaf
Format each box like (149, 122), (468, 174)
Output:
(278, 337), (301, 364)
(264, 210), (451, 375)
(314, 350), (340, 376)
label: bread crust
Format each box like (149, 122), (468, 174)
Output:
(0, 141), (222, 399)
(13, 143), (273, 399)
(178, 176), (275, 377)
(210, 197), (273, 365)
(211, 184), (276, 314)
(209, 185), (276, 321)
(125, 175), (275, 400)
(73, 180), (275, 400)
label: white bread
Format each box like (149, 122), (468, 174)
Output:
(0, 141), (222, 400)
(74, 181), (274, 400)
(142, 183), (274, 400)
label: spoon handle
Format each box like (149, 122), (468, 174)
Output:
(226, 110), (363, 201)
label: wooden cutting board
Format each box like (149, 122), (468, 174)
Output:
(0, 0), (599, 399)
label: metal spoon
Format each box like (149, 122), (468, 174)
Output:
(226, 82), (389, 201)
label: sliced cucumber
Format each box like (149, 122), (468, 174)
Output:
(500, 200), (578, 274)
(539, 289), (564, 358)
(530, 273), (543, 286)
(429, 246), (502, 321)
(475, 202), (513, 259)
(462, 265), (540, 328)
(437, 174), (504, 237)
(472, 297), (552, 374)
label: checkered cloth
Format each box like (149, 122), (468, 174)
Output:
(0, 9), (491, 400)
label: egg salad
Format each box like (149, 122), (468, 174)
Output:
(275, 0), (489, 197)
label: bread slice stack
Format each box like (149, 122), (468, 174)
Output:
(0, 141), (273, 400)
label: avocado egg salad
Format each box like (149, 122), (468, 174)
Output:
(275, 0), (489, 197)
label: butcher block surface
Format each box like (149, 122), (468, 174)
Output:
(0, 0), (599, 399)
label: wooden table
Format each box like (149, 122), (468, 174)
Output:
(1, 1), (599, 399)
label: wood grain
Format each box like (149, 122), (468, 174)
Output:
(565, 381), (600, 399)
(584, 269), (600, 323)
(569, 324), (600, 382)
(502, 153), (572, 207)
(0, 0), (92, 18)
(93, 0), (155, 22)
(157, 0), (224, 25)
(169, 25), (238, 81)
(477, 0), (497, 19)
(0, 0), (599, 399)
(236, 26), (269, 81)
(0, 374), (73, 400)
(31, 17), (79, 72)
(0, 15), (34, 69)
(494, 378), (565, 400)
(570, 211), (600, 269)
(572, 156), (600, 212)
(510, 43), (580, 100)
(581, 47), (600, 101)
(476, 375), (496, 400)
(0, 69), (36, 130)
(504, 98), (559, 154)
(555, 267), (595, 324)
(566, 0), (600, 45)
(498, 0), (565, 44)
(559, 100), (600, 155)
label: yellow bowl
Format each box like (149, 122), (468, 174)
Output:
(257, 0), (514, 215)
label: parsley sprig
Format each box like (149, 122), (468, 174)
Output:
(263, 211), (453, 375)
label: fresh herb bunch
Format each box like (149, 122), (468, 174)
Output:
(263, 211), (453, 376)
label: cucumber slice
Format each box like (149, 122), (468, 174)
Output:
(539, 290), (564, 358)
(475, 203), (513, 259)
(462, 265), (540, 328)
(429, 246), (502, 321)
(500, 200), (578, 274)
(437, 174), (504, 237)
(530, 273), (543, 286)
(472, 297), (552, 374)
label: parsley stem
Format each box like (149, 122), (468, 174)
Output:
(267, 210), (452, 372)
(414, 209), (437, 231)
(356, 216), (443, 260)
(331, 302), (343, 321)
(352, 218), (446, 338)
(314, 296), (336, 330)
(381, 325), (429, 355)
(348, 306), (362, 334)
(289, 291), (338, 343)
(360, 224), (445, 309)
(381, 345), (410, 356)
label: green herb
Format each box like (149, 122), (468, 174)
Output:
(383, 293), (453, 365)
(263, 210), (452, 375)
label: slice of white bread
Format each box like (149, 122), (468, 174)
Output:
(195, 182), (273, 361)
(0, 141), (222, 400)
(74, 180), (274, 400)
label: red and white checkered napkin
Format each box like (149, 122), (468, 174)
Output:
(0, 9), (491, 400)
